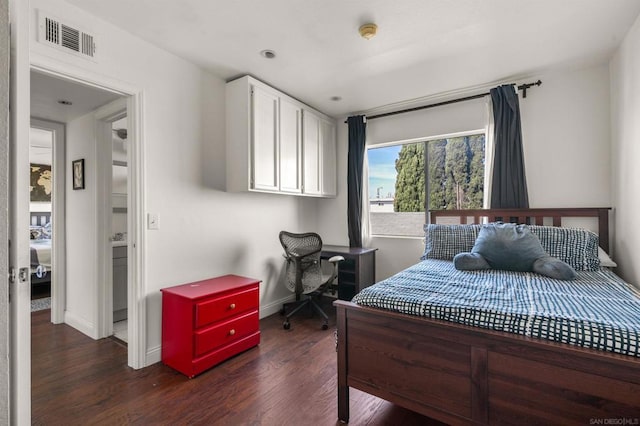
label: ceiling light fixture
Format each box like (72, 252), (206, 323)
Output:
(359, 23), (378, 40)
(260, 49), (276, 59)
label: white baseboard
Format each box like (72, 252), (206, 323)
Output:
(64, 310), (97, 339)
(260, 294), (295, 319)
(146, 345), (161, 366)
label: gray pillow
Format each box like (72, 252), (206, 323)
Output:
(454, 223), (576, 280)
(421, 223), (481, 261)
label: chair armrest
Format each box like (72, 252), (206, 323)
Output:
(328, 255), (345, 263)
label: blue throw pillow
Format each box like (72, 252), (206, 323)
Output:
(454, 223), (576, 280)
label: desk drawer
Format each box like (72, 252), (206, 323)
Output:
(194, 310), (259, 357)
(195, 286), (258, 328)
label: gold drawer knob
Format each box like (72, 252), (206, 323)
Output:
(229, 303), (236, 309)
(229, 329), (236, 336)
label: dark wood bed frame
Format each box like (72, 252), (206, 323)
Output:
(335, 208), (640, 424)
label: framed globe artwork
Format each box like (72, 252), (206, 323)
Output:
(30, 163), (52, 202)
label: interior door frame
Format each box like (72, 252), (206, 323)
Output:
(9, 0), (32, 423)
(0, 0), (10, 421)
(28, 59), (147, 371)
(30, 118), (66, 324)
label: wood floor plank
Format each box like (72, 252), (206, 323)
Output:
(32, 301), (441, 425)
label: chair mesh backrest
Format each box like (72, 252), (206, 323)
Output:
(279, 231), (324, 293)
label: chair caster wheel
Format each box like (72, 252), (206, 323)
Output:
(283, 321), (291, 330)
(322, 323), (328, 330)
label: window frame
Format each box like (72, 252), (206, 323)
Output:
(367, 129), (487, 238)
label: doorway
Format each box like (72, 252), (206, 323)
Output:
(29, 119), (65, 324)
(111, 116), (128, 343)
(29, 68), (141, 358)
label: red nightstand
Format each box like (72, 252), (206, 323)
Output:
(161, 274), (261, 378)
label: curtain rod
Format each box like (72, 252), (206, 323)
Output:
(345, 80), (542, 123)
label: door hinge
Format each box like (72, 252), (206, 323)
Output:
(8, 267), (15, 284)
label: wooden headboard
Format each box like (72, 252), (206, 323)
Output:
(429, 208), (611, 253)
(30, 211), (51, 227)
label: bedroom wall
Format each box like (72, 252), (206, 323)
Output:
(30, 0), (318, 364)
(316, 64), (613, 280)
(610, 13), (640, 288)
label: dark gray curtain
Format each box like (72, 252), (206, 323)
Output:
(347, 115), (366, 247)
(490, 84), (529, 208)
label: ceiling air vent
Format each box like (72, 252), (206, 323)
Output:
(38, 11), (97, 61)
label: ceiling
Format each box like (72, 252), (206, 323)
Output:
(30, 71), (125, 163)
(64, 1), (640, 117)
(31, 70), (123, 123)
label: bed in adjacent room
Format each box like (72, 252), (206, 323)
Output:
(335, 208), (640, 425)
(30, 212), (52, 292)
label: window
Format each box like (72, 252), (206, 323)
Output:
(367, 132), (486, 237)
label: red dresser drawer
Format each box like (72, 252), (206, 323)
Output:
(194, 310), (259, 357)
(162, 275), (261, 377)
(195, 286), (258, 328)
(192, 332), (261, 377)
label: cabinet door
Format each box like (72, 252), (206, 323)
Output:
(320, 118), (337, 197)
(302, 111), (322, 195)
(113, 255), (128, 318)
(279, 99), (302, 193)
(251, 86), (279, 191)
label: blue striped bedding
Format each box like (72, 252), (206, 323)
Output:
(352, 259), (640, 357)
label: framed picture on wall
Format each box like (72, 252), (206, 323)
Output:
(72, 159), (85, 190)
(30, 163), (52, 201)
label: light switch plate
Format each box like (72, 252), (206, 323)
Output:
(147, 213), (159, 230)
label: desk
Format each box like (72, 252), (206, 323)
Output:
(321, 246), (377, 301)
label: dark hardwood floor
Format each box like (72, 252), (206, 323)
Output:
(32, 298), (442, 425)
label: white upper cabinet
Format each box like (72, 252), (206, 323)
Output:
(279, 98), (302, 194)
(226, 76), (336, 198)
(251, 86), (279, 191)
(303, 110), (321, 196)
(302, 109), (337, 197)
(320, 117), (337, 197)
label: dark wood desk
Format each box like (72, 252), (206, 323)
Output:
(321, 245), (377, 301)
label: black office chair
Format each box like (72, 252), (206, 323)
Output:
(279, 231), (344, 330)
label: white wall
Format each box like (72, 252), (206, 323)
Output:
(30, 0), (318, 364)
(64, 111), (99, 336)
(317, 64), (613, 280)
(520, 65), (611, 208)
(610, 13), (640, 287)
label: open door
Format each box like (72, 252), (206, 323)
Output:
(1, 0), (10, 422)
(8, 0), (32, 423)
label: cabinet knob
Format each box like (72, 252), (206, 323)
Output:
(229, 303), (236, 310)
(229, 329), (236, 336)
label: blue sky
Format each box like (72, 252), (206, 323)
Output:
(367, 145), (400, 199)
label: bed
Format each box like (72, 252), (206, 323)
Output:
(30, 211), (52, 291)
(335, 208), (640, 424)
